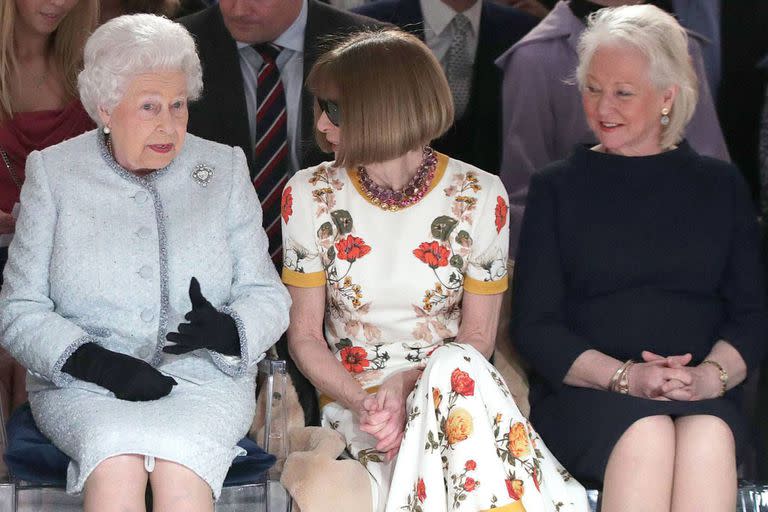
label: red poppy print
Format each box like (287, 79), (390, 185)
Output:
(451, 368), (475, 396)
(335, 235), (371, 263)
(281, 186), (293, 223)
(413, 241), (450, 268)
(465, 460), (476, 471)
(463, 477), (477, 492)
(339, 346), (370, 374)
(417, 478), (426, 503)
(495, 195), (508, 233)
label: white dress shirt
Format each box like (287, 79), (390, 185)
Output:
(236, 0), (307, 174)
(419, 0), (482, 67)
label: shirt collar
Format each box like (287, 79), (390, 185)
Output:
(419, 0), (482, 38)
(235, 0), (307, 53)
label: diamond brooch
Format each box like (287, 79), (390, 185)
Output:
(192, 164), (214, 187)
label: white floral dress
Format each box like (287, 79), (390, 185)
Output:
(281, 153), (587, 512)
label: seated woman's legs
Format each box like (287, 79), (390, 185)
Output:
(671, 415), (736, 512)
(150, 459), (213, 512)
(602, 414), (737, 512)
(602, 415), (675, 512)
(84, 454), (148, 512)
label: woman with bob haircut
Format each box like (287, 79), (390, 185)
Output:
(0, 0), (98, 417)
(0, 13), (290, 512)
(281, 28), (588, 512)
(513, 5), (768, 511)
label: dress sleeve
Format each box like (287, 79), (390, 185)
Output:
(716, 171), (768, 374)
(464, 176), (509, 295)
(210, 146), (292, 376)
(511, 172), (593, 390)
(0, 151), (98, 386)
(281, 171), (326, 287)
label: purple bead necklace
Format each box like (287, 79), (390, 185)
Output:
(357, 146), (437, 212)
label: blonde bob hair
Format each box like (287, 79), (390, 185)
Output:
(0, 0), (99, 120)
(78, 13), (202, 126)
(307, 28), (454, 168)
(575, 4), (698, 149)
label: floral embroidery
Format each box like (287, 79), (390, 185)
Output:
(508, 422), (531, 458)
(336, 235), (371, 263)
(449, 458), (480, 508)
(450, 368), (475, 397)
(506, 478), (524, 500)
(338, 345), (370, 374)
(417, 478), (427, 503)
(281, 186), (293, 223)
(495, 196), (508, 234)
(445, 407), (473, 445)
(414, 241), (450, 268)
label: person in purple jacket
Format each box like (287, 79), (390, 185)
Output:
(498, 0), (730, 257)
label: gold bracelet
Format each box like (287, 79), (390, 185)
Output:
(701, 359), (728, 397)
(609, 359), (634, 394)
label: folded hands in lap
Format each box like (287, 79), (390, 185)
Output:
(358, 371), (414, 461)
(629, 351), (722, 401)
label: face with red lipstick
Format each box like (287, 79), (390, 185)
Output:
(582, 44), (677, 157)
(14, 0), (79, 37)
(98, 71), (188, 173)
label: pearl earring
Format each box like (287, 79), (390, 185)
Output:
(103, 126), (111, 135)
(660, 107), (670, 127)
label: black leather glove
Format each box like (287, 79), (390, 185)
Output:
(163, 277), (241, 356)
(61, 342), (177, 401)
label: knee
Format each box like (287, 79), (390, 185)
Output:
(612, 415), (676, 460)
(88, 454), (147, 486)
(675, 415), (736, 454)
(426, 343), (484, 370)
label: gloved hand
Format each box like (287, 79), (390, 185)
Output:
(61, 342), (177, 401)
(163, 277), (241, 356)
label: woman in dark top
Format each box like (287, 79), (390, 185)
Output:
(513, 5), (767, 512)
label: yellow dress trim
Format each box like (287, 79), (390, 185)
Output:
(319, 385), (380, 410)
(481, 500), (525, 512)
(463, 275), (508, 295)
(282, 267), (326, 287)
(347, 151), (450, 210)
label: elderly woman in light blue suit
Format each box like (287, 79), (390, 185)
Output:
(0, 13), (290, 512)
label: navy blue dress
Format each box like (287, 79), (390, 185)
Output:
(512, 142), (768, 484)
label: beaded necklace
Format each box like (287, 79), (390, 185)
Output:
(357, 146), (437, 212)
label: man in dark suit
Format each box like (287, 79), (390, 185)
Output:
(180, 0), (379, 176)
(353, 0), (536, 174)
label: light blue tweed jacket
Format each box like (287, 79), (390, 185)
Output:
(0, 129), (291, 392)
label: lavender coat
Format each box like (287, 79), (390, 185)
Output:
(497, 1), (730, 257)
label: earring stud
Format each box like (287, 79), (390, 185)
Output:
(660, 107), (670, 127)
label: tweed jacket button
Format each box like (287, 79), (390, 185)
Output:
(134, 191), (149, 204)
(137, 227), (152, 239)
(137, 346), (151, 359)
(138, 265), (152, 279)
(140, 308), (154, 322)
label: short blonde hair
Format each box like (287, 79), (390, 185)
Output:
(576, 4), (698, 149)
(307, 29), (454, 168)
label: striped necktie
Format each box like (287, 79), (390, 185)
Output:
(253, 43), (288, 266)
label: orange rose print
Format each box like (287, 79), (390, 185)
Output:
(506, 479), (524, 500)
(417, 478), (426, 503)
(445, 407), (473, 445)
(281, 186), (293, 223)
(432, 387), (442, 409)
(450, 368), (475, 396)
(508, 422), (530, 458)
(339, 346), (370, 374)
(465, 460), (476, 471)
(413, 241), (450, 268)
(495, 195), (508, 233)
(463, 477), (477, 492)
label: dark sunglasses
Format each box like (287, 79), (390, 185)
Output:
(317, 98), (340, 127)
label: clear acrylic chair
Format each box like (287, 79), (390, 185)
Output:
(0, 357), (292, 512)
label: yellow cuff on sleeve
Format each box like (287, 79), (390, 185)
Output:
(463, 275), (508, 295)
(282, 267), (326, 287)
